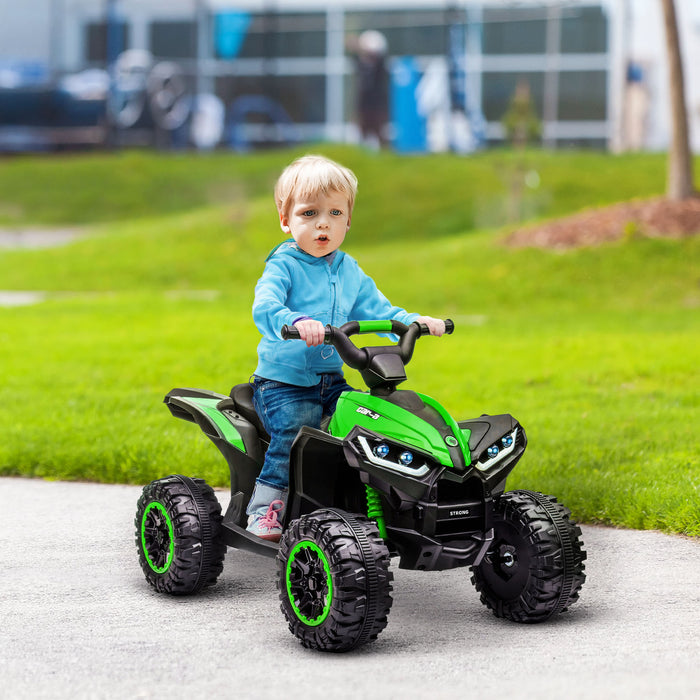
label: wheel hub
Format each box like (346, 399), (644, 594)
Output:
(305, 573), (322, 592)
(484, 542), (519, 580)
(499, 545), (516, 568)
(155, 527), (166, 546)
(286, 541), (332, 626)
(141, 501), (174, 573)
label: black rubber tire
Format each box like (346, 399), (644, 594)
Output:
(135, 475), (226, 595)
(277, 508), (393, 652)
(471, 490), (586, 623)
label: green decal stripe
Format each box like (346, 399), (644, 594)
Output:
(286, 541), (333, 626)
(418, 393), (472, 463)
(358, 320), (394, 333)
(175, 397), (246, 453)
(141, 501), (174, 574)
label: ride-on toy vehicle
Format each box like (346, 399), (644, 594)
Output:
(135, 320), (586, 652)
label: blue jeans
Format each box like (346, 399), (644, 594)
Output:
(251, 373), (354, 491)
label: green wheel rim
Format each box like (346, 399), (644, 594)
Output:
(141, 501), (175, 574)
(286, 541), (333, 626)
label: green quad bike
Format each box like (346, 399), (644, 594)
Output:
(135, 319), (586, 652)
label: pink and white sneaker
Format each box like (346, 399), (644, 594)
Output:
(246, 499), (285, 542)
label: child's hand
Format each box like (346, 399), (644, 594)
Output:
(294, 319), (327, 346)
(415, 316), (446, 337)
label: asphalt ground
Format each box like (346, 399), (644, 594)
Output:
(1, 476), (699, 699)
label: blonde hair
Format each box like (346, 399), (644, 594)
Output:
(274, 155), (358, 218)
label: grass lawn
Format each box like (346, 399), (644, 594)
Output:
(0, 147), (698, 536)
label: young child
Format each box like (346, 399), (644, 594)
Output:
(247, 154), (445, 540)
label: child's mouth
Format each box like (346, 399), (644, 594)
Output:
(317, 235), (329, 242)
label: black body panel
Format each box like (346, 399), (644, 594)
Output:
(164, 387), (527, 571)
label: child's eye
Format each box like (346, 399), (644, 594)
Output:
(330, 209), (342, 216)
(302, 210), (316, 217)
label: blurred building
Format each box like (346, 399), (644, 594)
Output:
(0, 0), (698, 152)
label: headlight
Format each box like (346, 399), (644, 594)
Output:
(399, 451), (414, 466)
(373, 443), (390, 459)
(476, 428), (519, 472)
(357, 436), (430, 477)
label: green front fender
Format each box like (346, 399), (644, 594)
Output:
(328, 390), (471, 468)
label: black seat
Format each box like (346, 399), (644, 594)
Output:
(230, 383), (270, 440)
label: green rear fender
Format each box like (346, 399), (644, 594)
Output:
(166, 394), (247, 453)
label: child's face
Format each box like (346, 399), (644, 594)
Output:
(280, 190), (351, 258)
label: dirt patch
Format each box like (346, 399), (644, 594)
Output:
(505, 195), (700, 250)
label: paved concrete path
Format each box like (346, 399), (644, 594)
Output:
(1, 477), (698, 699)
(0, 228), (83, 249)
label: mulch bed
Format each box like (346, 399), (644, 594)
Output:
(505, 195), (700, 250)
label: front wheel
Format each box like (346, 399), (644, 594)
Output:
(135, 475), (226, 595)
(471, 490), (586, 623)
(277, 509), (393, 652)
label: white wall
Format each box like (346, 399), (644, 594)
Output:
(0, 1), (52, 63)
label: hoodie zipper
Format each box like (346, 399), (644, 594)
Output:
(328, 260), (338, 327)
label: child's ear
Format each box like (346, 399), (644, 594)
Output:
(346, 213), (352, 230)
(279, 212), (290, 233)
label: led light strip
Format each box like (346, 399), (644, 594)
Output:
(475, 428), (519, 472)
(357, 436), (430, 478)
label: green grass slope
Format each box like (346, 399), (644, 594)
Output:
(0, 147), (684, 233)
(0, 148), (698, 535)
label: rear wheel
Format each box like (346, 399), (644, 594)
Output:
(135, 475), (226, 595)
(277, 509), (393, 652)
(471, 490), (586, 622)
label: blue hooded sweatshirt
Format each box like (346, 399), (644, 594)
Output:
(253, 240), (418, 386)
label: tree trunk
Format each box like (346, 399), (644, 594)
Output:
(660, 0), (696, 199)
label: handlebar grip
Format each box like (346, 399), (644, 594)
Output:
(281, 324), (333, 343)
(280, 324), (301, 340)
(416, 318), (455, 336)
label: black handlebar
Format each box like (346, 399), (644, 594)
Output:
(280, 319), (454, 372)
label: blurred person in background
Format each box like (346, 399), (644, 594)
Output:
(347, 30), (390, 149)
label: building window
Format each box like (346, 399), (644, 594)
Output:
(557, 70), (607, 120)
(85, 21), (130, 64)
(230, 13), (326, 59)
(482, 72), (545, 123)
(560, 6), (608, 53)
(346, 10), (458, 56)
(150, 21), (197, 60)
(482, 8), (548, 55)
